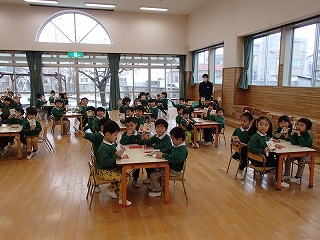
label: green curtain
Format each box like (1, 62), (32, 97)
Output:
(108, 53), (120, 110)
(190, 51), (196, 86)
(238, 36), (253, 89)
(27, 51), (43, 107)
(179, 55), (186, 99)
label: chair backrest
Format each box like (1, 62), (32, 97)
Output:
(90, 152), (97, 165)
(247, 152), (266, 163)
(231, 143), (242, 154)
(88, 160), (98, 184)
(220, 127), (225, 134)
(170, 161), (187, 181)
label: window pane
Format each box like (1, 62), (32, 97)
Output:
(59, 67), (76, 92)
(78, 68), (95, 92)
(134, 56), (148, 66)
(42, 54), (57, 64)
(15, 67), (30, 92)
(119, 68), (133, 93)
(96, 92), (110, 108)
(18, 93), (31, 108)
(0, 53), (12, 63)
(197, 50), (208, 83)
(150, 56), (165, 66)
(79, 93), (96, 107)
(134, 68), (149, 93)
(0, 66), (13, 92)
(95, 55), (109, 65)
(151, 69), (165, 93)
(120, 55), (132, 66)
(59, 54), (75, 64)
(314, 25), (320, 87)
(251, 33), (280, 86)
(165, 69), (179, 91)
(14, 53), (27, 64)
(166, 57), (179, 66)
(43, 67), (59, 93)
(290, 24), (316, 86)
(215, 47), (224, 84)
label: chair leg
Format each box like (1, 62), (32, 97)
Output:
(223, 135), (226, 146)
(89, 185), (95, 210)
(234, 163), (241, 180)
(181, 181), (188, 204)
(86, 182), (92, 199)
(226, 157), (232, 173)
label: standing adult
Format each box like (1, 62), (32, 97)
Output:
(198, 74), (213, 105)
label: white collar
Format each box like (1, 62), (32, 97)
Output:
(96, 116), (103, 120)
(99, 132), (104, 136)
(256, 130), (267, 136)
(173, 142), (186, 148)
(103, 140), (114, 145)
(156, 133), (167, 139)
(240, 126), (250, 132)
(152, 106), (157, 109)
(132, 131), (138, 136)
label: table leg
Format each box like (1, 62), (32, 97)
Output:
(16, 134), (21, 159)
(164, 164), (169, 204)
(214, 125), (219, 147)
(193, 126), (197, 148)
(276, 155), (285, 191)
(60, 117), (64, 135)
(80, 116), (83, 131)
(309, 153), (316, 188)
(121, 166), (128, 208)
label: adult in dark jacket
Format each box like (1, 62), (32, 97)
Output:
(198, 73), (213, 105)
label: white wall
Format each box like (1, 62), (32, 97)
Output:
(0, 4), (188, 55)
(187, 0), (320, 68)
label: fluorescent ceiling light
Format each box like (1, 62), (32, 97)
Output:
(140, 7), (168, 12)
(24, 0), (58, 4)
(85, 3), (116, 9)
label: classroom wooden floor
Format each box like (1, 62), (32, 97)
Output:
(1, 108), (320, 240)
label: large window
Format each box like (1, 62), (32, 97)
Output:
(37, 10), (112, 44)
(288, 22), (320, 87)
(194, 45), (224, 84)
(251, 31), (281, 86)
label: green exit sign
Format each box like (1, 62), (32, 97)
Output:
(68, 52), (84, 58)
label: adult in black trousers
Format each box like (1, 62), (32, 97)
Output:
(198, 73), (213, 106)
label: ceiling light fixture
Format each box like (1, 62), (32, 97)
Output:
(140, 7), (168, 12)
(24, 0), (58, 4)
(85, 3), (116, 9)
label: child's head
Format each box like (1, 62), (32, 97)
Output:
(216, 108), (224, 117)
(240, 111), (253, 129)
(122, 97), (131, 106)
(51, 90), (55, 96)
(95, 107), (106, 118)
(55, 99), (63, 108)
(15, 107), (24, 116)
(278, 115), (292, 129)
(80, 97), (89, 106)
(156, 94), (160, 99)
(125, 117), (137, 133)
(134, 105), (145, 117)
(170, 127), (186, 146)
(254, 116), (272, 137)
(297, 118), (312, 132)
(205, 98), (211, 105)
(148, 99), (155, 107)
(178, 98), (185, 105)
(207, 102), (215, 110)
(36, 93), (43, 100)
(185, 99), (191, 106)
(125, 107), (134, 117)
(146, 92), (150, 98)
(160, 92), (167, 98)
(26, 107), (37, 120)
(8, 91), (14, 98)
(103, 120), (120, 142)
(97, 118), (109, 132)
(134, 98), (140, 106)
(63, 93), (68, 99)
(155, 119), (168, 136)
(86, 106), (96, 118)
(59, 93), (64, 99)
(3, 97), (12, 106)
(182, 109), (190, 119)
(177, 106), (184, 115)
(140, 92), (146, 100)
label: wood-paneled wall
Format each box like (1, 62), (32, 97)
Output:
(185, 71), (198, 100)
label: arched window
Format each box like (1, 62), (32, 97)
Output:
(36, 10), (112, 44)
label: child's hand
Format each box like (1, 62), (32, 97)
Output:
(186, 121), (190, 126)
(264, 147), (270, 153)
(75, 130), (85, 138)
(233, 141), (240, 146)
(275, 133), (281, 138)
(30, 126), (35, 131)
(127, 129), (132, 136)
(283, 132), (289, 138)
(291, 130), (296, 135)
(155, 152), (163, 159)
(8, 115), (13, 119)
(296, 130), (301, 136)
(115, 150), (123, 157)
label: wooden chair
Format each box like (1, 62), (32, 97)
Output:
(86, 160), (117, 209)
(290, 157), (312, 184)
(39, 122), (54, 154)
(243, 152), (276, 180)
(219, 127), (227, 146)
(169, 161), (188, 204)
(226, 143), (245, 179)
(51, 119), (62, 134)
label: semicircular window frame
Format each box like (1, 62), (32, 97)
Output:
(36, 10), (112, 45)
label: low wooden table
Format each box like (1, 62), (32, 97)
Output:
(61, 112), (83, 133)
(193, 118), (220, 148)
(116, 146), (169, 208)
(193, 109), (205, 118)
(0, 124), (22, 159)
(275, 140), (316, 190)
(41, 103), (55, 109)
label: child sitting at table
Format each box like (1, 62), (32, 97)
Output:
(96, 120), (131, 206)
(119, 97), (131, 114)
(272, 115), (292, 141)
(175, 106), (184, 126)
(52, 99), (70, 135)
(231, 111), (253, 180)
(283, 118), (313, 184)
(139, 119), (172, 184)
(148, 127), (188, 197)
(49, 90), (57, 104)
(7, 107), (26, 147)
(180, 109), (200, 148)
(84, 106), (95, 132)
(203, 108), (225, 145)
(134, 105), (147, 132)
(22, 107), (42, 160)
(120, 117), (142, 187)
(92, 107), (108, 132)
(0, 97), (18, 123)
(184, 99), (194, 114)
(158, 92), (168, 116)
(78, 97), (89, 127)
(35, 93), (47, 109)
(120, 107), (134, 124)
(149, 99), (159, 120)
(170, 98), (185, 109)
(247, 116), (289, 188)
(139, 92), (148, 107)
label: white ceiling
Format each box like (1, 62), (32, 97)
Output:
(0, 0), (210, 15)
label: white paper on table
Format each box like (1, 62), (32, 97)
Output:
(73, 118), (80, 130)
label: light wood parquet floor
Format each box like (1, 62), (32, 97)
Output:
(1, 108), (320, 239)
